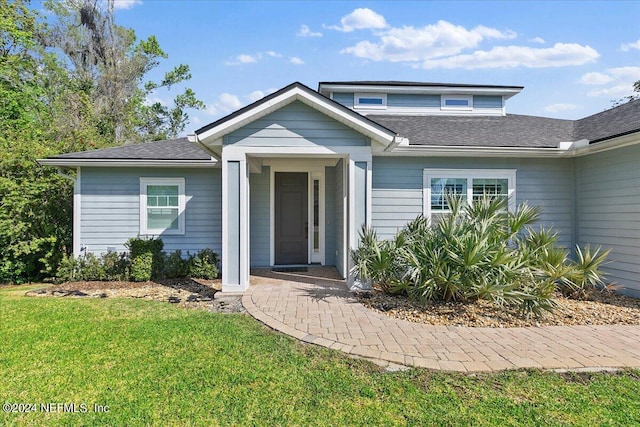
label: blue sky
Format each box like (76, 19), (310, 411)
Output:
(43, 1), (640, 131)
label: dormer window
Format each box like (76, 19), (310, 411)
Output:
(442, 95), (472, 110)
(354, 93), (387, 110)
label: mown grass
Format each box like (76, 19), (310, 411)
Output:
(1, 285), (640, 426)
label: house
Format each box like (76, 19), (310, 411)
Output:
(39, 81), (640, 296)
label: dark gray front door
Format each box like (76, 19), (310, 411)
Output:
(275, 172), (308, 265)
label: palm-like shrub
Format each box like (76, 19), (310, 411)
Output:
(352, 194), (610, 317)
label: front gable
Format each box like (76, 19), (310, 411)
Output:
(190, 82), (397, 153)
(224, 101), (370, 148)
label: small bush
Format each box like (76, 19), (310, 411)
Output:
(125, 237), (164, 279)
(165, 250), (190, 278)
(78, 253), (106, 281)
(55, 253), (80, 283)
(188, 248), (219, 279)
(102, 251), (129, 281)
(130, 252), (153, 282)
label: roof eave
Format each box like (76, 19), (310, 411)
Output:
(37, 159), (218, 168)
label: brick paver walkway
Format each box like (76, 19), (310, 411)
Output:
(243, 269), (640, 372)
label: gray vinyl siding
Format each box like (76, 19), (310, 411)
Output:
(80, 167), (221, 256)
(371, 157), (574, 247)
(325, 166), (336, 266)
(473, 95), (503, 109)
(224, 101), (368, 147)
(576, 144), (640, 297)
(250, 166), (270, 267)
(335, 159), (345, 277)
(332, 92), (354, 108)
(388, 94), (440, 108)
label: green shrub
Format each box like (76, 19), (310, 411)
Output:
(352, 194), (610, 317)
(125, 237), (164, 279)
(130, 252), (153, 282)
(102, 251), (129, 281)
(188, 248), (219, 279)
(55, 253), (80, 283)
(78, 253), (106, 281)
(165, 250), (190, 278)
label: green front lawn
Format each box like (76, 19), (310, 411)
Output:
(1, 285), (639, 426)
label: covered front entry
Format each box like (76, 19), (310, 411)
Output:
(274, 172), (308, 264)
(192, 84), (398, 293)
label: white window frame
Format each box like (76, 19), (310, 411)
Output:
(139, 177), (186, 235)
(423, 169), (516, 220)
(354, 93), (387, 110)
(441, 95), (472, 111)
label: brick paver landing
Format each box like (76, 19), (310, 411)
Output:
(243, 269), (640, 372)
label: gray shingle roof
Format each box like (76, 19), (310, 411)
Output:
(368, 114), (575, 148)
(574, 98), (640, 143)
(51, 138), (212, 160)
(318, 81), (524, 90)
(369, 99), (640, 148)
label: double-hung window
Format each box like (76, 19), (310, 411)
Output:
(423, 169), (516, 219)
(140, 178), (185, 235)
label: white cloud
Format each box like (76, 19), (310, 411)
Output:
(420, 43), (599, 69)
(205, 89), (279, 117)
(297, 24), (322, 37)
(326, 8), (387, 32)
(580, 72), (613, 85)
(530, 37), (545, 44)
(205, 93), (242, 116)
(342, 20), (516, 62)
(621, 39), (640, 51)
(290, 57), (305, 65)
(225, 51), (282, 66)
(544, 103), (580, 113)
(112, 0), (142, 10)
(581, 66), (640, 97)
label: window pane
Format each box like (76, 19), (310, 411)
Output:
(472, 178), (508, 202)
(444, 98), (469, 106)
(147, 208), (178, 229)
(358, 97), (383, 105)
(431, 178), (467, 210)
(147, 195), (158, 207)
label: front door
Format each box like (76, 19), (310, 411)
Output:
(275, 172), (308, 264)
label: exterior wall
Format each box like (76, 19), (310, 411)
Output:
(80, 167), (221, 256)
(576, 144), (640, 297)
(249, 166), (270, 267)
(331, 92), (502, 114)
(325, 165), (336, 266)
(224, 101), (369, 147)
(331, 92), (354, 108)
(371, 157), (575, 247)
(335, 159), (345, 277)
(473, 95), (503, 109)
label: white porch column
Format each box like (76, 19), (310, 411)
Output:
(221, 151), (250, 292)
(347, 154), (372, 290)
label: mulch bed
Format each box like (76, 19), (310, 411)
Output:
(357, 289), (640, 328)
(25, 278), (245, 313)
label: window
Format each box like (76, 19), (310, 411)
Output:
(354, 93), (387, 110)
(140, 178), (185, 235)
(441, 95), (472, 110)
(424, 169), (516, 216)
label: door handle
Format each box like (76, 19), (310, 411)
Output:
(305, 221), (308, 238)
